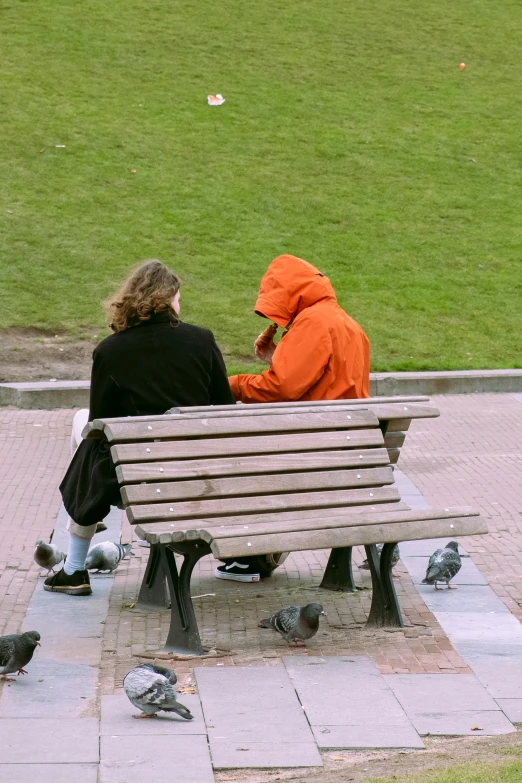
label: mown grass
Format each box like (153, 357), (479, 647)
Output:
(1, 0), (520, 372)
(369, 759), (522, 783)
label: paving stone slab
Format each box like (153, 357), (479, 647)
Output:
(100, 735), (214, 782)
(0, 718), (99, 763)
(435, 612), (522, 647)
(285, 656), (423, 749)
(195, 666), (322, 768)
(101, 691), (206, 734)
(412, 710), (516, 736)
(208, 740), (323, 769)
(384, 674), (501, 713)
(310, 724), (425, 749)
(463, 657), (522, 699)
(416, 585), (507, 613)
(496, 700), (522, 723)
(0, 671), (97, 718)
(399, 539), (470, 557)
(402, 556), (486, 586)
(0, 764), (98, 783)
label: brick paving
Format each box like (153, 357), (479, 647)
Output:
(1, 394), (522, 698)
(0, 409), (73, 637)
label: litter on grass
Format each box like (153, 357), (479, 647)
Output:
(208, 93), (225, 106)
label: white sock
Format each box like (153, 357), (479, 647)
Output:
(64, 534), (92, 574)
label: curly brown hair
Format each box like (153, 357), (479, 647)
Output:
(104, 259), (181, 332)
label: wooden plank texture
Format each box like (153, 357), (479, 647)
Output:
(127, 478), (395, 523)
(116, 447), (391, 483)
(383, 432), (406, 449)
(111, 428), (385, 465)
(121, 466), (394, 505)
(134, 498), (407, 541)
(134, 503), (457, 544)
(98, 409), (379, 443)
(210, 515), (488, 558)
(169, 396), (431, 414)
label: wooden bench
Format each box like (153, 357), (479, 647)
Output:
(86, 400), (487, 655)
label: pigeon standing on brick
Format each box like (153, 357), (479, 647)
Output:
(123, 663), (194, 720)
(34, 540), (66, 576)
(0, 631), (40, 681)
(359, 543), (401, 574)
(85, 542), (133, 573)
(258, 603), (325, 645)
(422, 541), (462, 590)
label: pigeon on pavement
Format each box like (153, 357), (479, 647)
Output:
(85, 542), (133, 573)
(258, 603), (325, 645)
(0, 631), (41, 681)
(360, 544), (401, 574)
(123, 663), (194, 720)
(34, 540), (66, 576)
(422, 541), (462, 590)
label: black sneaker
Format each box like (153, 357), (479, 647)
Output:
(215, 562), (261, 583)
(44, 568), (92, 596)
(96, 522), (108, 533)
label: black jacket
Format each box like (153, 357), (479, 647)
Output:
(60, 312), (235, 526)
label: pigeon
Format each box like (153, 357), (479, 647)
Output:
(123, 663), (194, 720)
(85, 542), (133, 573)
(0, 631), (40, 681)
(258, 603), (325, 645)
(360, 544), (401, 574)
(422, 541), (461, 590)
(34, 540), (66, 576)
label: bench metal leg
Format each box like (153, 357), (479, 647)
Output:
(137, 544), (170, 610)
(366, 543), (403, 628)
(163, 541), (212, 655)
(320, 547), (357, 592)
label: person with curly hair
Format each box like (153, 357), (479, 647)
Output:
(45, 259), (234, 596)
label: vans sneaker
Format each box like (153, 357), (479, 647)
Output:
(215, 562), (261, 582)
(43, 568), (92, 596)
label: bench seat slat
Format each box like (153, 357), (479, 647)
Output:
(133, 502), (416, 542)
(97, 409), (378, 443)
(116, 447), (391, 483)
(136, 498), (411, 542)
(122, 465), (394, 505)
(127, 482), (399, 523)
(111, 428), (385, 465)
(209, 514), (487, 558)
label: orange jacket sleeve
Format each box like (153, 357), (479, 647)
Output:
(229, 312), (332, 403)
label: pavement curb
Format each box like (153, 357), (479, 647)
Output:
(1, 370), (522, 409)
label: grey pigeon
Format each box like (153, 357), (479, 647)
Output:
(34, 539), (66, 576)
(422, 541), (461, 590)
(85, 541), (133, 573)
(258, 603), (325, 645)
(0, 631), (40, 681)
(360, 544), (401, 573)
(123, 663), (193, 720)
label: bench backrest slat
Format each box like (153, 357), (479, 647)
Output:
(127, 483), (399, 523)
(116, 446), (391, 483)
(98, 409), (378, 443)
(122, 465), (394, 505)
(111, 428), (384, 465)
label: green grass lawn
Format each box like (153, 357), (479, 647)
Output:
(369, 759), (522, 783)
(1, 0), (520, 372)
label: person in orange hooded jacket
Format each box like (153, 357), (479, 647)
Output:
(216, 255), (370, 584)
(229, 254), (370, 403)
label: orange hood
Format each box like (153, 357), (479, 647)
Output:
(255, 255), (337, 328)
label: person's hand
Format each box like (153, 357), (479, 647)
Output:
(254, 333), (277, 364)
